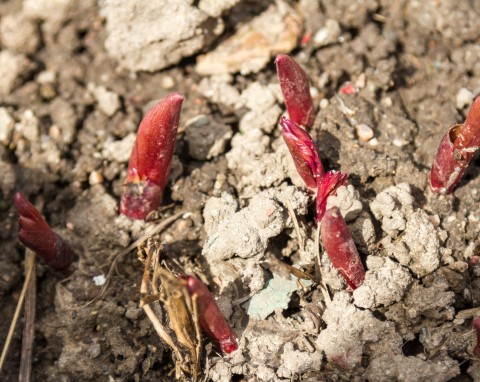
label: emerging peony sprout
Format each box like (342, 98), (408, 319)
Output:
(276, 55), (315, 129)
(180, 275), (238, 354)
(14, 192), (74, 271)
(430, 95), (480, 194)
(121, 92), (184, 219)
(280, 116), (347, 221)
(320, 207), (365, 290)
(280, 116), (323, 190)
(316, 170), (348, 222)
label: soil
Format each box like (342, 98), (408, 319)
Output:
(1, 0), (480, 381)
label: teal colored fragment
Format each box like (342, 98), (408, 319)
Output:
(246, 272), (313, 320)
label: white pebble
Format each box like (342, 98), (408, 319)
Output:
(89, 171), (104, 186)
(0, 107), (15, 145)
(355, 123), (374, 142)
(456, 88), (474, 110)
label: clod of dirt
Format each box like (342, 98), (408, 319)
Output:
(0, 50), (34, 95)
(365, 354), (460, 382)
(101, 0), (225, 72)
(0, 12), (40, 54)
(238, 82), (282, 134)
(0, 107), (15, 145)
(385, 277), (455, 341)
(346, 211), (376, 252)
(15, 109), (39, 142)
(202, 191), (286, 262)
(277, 342), (322, 379)
(197, 75), (241, 109)
(184, 115), (233, 160)
(196, 1), (303, 75)
(203, 192), (239, 235)
(326, 185), (362, 221)
(87, 83), (121, 117)
(102, 133), (136, 163)
(353, 256), (412, 309)
(370, 183), (414, 237)
(316, 291), (402, 370)
(49, 98), (78, 144)
(382, 210), (441, 277)
(0, 161), (16, 198)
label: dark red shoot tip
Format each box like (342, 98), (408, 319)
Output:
(14, 192), (74, 271)
(473, 317), (480, 357)
(316, 170), (348, 222)
(121, 92), (184, 219)
(180, 275), (238, 354)
(275, 55), (315, 129)
(320, 207), (365, 290)
(281, 116), (324, 190)
(430, 95), (480, 194)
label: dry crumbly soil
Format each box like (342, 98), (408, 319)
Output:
(1, 0), (480, 381)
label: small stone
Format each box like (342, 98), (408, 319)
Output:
(456, 87), (474, 110)
(125, 306), (142, 321)
(87, 342), (101, 359)
(88, 83), (121, 117)
(160, 75), (176, 90)
(102, 133), (136, 163)
(313, 19), (341, 47)
(0, 108), (15, 145)
(37, 70), (56, 84)
(15, 110), (39, 141)
(355, 123), (374, 142)
(89, 171), (104, 186)
(319, 98), (329, 109)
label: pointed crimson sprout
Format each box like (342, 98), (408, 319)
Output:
(473, 317), (480, 357)
(276, 55), (315, 129)
(180, 275), (238, 354)
(320, 207), (365, 290)
(121, 92), (184, 219)
(430, 95), (480, 194)
(14, 192), (74, 271)
(280, 116), (324, 190)
(316, 170), (348, 222)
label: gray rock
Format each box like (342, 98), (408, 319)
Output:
(185, 115), (233, 160)
(101, 0), (225, 72)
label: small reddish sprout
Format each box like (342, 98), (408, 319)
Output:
(473, 317), (480, 357)
(280, 116), (324, 190)
(320, 207), (365, 290)
(316, 170), (348, 222)
(121, 92), (184, 219)
(180, 275), (238, 354)
(430, 95), (480, 194)
(14, 192), (74, 271)
(275, 55), (315, 129)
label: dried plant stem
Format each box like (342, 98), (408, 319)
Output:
(315, 225), (331, 305)
(0, 252), (36, 377)
(19, 250), (36, 382)
(285, 199), (304, 252)
(81, 211), (186, 308)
